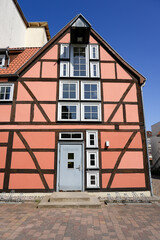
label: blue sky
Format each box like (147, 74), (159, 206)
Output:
(19, 0), (160, 131)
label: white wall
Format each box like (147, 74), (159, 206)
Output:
(25, 27), (48, 47)
(0, 0), (48, 48)
(0, 0), (26, 48)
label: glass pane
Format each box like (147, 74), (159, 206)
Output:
(74, 47), (79, 52)
(80, 65), (86, 71)
(70, 106), (76, 112)
(91, 160), (95, 166)
(62, 113), (68, 119)
(74, 71), (79, 76)
(91, 85), (97, 91)
(63, 92), (69, 98)
(61, 133), (71, 138)
(70, 92), (76, 98)
(84, 84), (90, 91)
(90, 154), (95, 160)
(92, 113), (98, 119)
(92, 106), (98, 112)
(74, 57), (79, 64)
(6, 87), (10, 93)
(68, 153), (74, 159)
(84, 113), (90, 119)
(5, 94), (10, 100)
(71, 113), (76, 119)
(91, 92), (97, 99)
(84, 106), (90, 112)
(90, 140), (94, 145)
(72, 134), (82, 139)
(80, 58), (85, 64)
(80, 71), (86, 76)
(84, 92), (90, 99)
(62, 106), (69, 112)
(70, 84), (76, 91)
(0, 87), (5, 93)
(68, 162), (74, 168)
(63, 84), (69, 91)
(63, 47), (67, 58)
(90, 134), (94, 140)
(0, 94), (4, 99)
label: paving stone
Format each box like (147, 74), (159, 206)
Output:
(0, 202), (160, 239)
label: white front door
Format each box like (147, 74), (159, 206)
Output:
(58, 143), (83, 191)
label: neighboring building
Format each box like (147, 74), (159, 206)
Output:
(0, 14), (151, 194)
(151, 122), (160, 172)
(0, 0), (50, 48)
(147, 131), (152, 165)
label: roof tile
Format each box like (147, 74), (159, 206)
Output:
(0, 48), (40, 75)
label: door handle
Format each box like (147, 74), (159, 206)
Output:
(76, 165), (81, 171)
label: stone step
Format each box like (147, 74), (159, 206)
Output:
(38, 192), (101, 208)
(49, 192), (90, 202)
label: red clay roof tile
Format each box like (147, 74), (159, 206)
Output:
(0, 48), (40, 75)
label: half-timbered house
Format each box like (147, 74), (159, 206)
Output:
(0, 14), (151, 194)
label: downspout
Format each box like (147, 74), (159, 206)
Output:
(141, 81), (153, 196)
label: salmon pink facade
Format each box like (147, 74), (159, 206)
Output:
(0, 15), (151, 193)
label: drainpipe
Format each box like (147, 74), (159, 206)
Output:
(141, 81), (153, 196)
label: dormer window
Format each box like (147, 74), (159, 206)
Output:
(0, 55), (5, 68)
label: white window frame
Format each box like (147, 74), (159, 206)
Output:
(59, 132), (83, 140)
(86, 130), (98, 148)
(87, 171), (99, 188)
(59, 80), (79, 100)
(90, 62), (100, 78)
(86, 150), (99, 169)
(58, 102), (80, 121)
(0, 55), (5, 68)
(70, 44), (89, 77)
(60, 44), (69, 59)
(90, 45), (99, 59)
(81, 103), (101, 122)
(60, 61), (69, 77)
(0, 83), (14, 102)
(81, 81), (101, 101)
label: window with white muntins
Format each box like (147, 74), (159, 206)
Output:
(0, 84), (14, 101)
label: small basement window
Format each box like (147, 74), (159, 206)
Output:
(87, 171), (99, 188)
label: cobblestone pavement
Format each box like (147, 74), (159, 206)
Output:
(0, 202), (160, 240)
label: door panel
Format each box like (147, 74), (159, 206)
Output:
(59, 144), (83, 191)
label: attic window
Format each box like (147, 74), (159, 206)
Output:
(0, 55), (5, 68)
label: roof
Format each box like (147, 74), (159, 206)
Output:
(0, 48), (40, 75)
(0, 14), (146, 84)
(12, 0), (51, 40)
